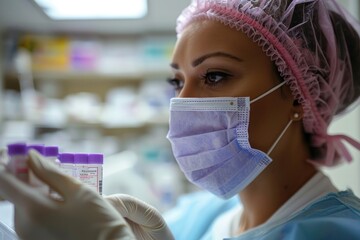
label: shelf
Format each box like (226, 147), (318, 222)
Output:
(5, 69), (172, 82)
(3, 117), (168, 130)
(33, 69), (172, 81)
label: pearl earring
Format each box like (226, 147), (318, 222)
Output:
(294, 113), (300, 119)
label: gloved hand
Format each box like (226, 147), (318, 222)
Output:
(0, 148), (7, 165)
(0, 148), (6, 201)
(0, 149), (136, 240)
(105, 194), (175, 240)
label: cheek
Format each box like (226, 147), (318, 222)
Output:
(247, 93), (292, 152)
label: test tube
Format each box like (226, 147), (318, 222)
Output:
(27, 144), (46, 188)
(7, 143), (28, 182)
(88, 153), (104, 195)
(44, 146), (60, 167)
(74, 153), (89, 185)
(59, 153), (75, 177)
(27, 144), (45, 155)
(44, 146), (60, 198)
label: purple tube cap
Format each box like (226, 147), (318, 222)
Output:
(74, 154), (88, 164)
(7, 143), (27, 155)
(59, 153), (75, 163)
(88, 154), (104, 164)
(27, 144), (45, 155)
(44, 146), (59, 157)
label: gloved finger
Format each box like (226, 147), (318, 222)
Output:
(0, 149), (6, 201)
(0, 164), (41, 206)
(0, 148), (6, 164)
(106, 194), (168, 230)
(28, 150), (80, 199)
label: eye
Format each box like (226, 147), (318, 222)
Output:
(202, 70), (232, 86)
(167, 77), (184, 92)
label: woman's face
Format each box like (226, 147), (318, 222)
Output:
(170, 20), (296, 154)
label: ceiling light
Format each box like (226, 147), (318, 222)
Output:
(33, 0), (147, 20)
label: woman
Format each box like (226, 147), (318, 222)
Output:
(163, 0), (360, 239)
(0, 0), (360, 239)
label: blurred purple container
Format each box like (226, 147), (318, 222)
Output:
(59, 153), (75, 164)
(88, 154), (104, 164)
(44, 146), (59, 157)
(7, 143), (27, 156)
(27, 144), (45, 155)
(74, 154), (88, 164)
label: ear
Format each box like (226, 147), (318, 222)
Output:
(290, 100), (304, 121)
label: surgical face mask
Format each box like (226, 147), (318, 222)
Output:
(166, 82), (293, 199)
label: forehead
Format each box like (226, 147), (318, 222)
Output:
(172, 20), (266, 63)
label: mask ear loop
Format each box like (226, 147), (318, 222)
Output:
(267, 119), (293, 155)
(249, 80), (292, 155)
(250, 81), (287, 104)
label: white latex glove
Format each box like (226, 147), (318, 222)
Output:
(0, 149), (136, 240)
(0, 148), (7, 165)
(105, 194), (175, 240)
(0, 148), (6, 201)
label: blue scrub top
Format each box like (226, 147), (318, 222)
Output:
(163, 191), (239, 240)
(164, 190), (360, 240)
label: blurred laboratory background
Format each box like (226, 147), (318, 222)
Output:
(0, 0), (359, 211)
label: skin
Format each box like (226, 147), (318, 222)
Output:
(170, 20), (318, 234)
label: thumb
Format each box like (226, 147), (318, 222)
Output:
(105, 194), (167, 230)
(106, 194), (174, 239)
(28, 150), (80, 199)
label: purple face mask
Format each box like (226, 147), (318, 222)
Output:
(166, 82), (292, 199)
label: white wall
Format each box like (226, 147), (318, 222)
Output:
(0, 35), (3, 122)
(324, 107), (360, 196)
(323, 0), (360, 196)
(337, 0), (359, 18)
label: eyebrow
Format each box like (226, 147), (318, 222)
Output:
(170, 51), (243, 69)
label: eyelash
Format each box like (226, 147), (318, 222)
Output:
(167, 70), (232, 92)
(167, 78), (184, 92)
(201, 70), (231, 87)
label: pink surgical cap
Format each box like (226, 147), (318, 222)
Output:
(176, 0), (360, 167)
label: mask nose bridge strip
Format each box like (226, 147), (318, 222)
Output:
(250, 81), (287, 104)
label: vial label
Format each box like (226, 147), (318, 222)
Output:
(61, 165), (75, 178)
(99, 166), (103, 195)
(77, 165), (102, 194)
(8, 155), (28, 182)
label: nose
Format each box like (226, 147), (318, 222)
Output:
(177, 79), (200, 98)
(178, 84), (194, 98)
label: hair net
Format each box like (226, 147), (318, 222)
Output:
(176, 0), (360, 167)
